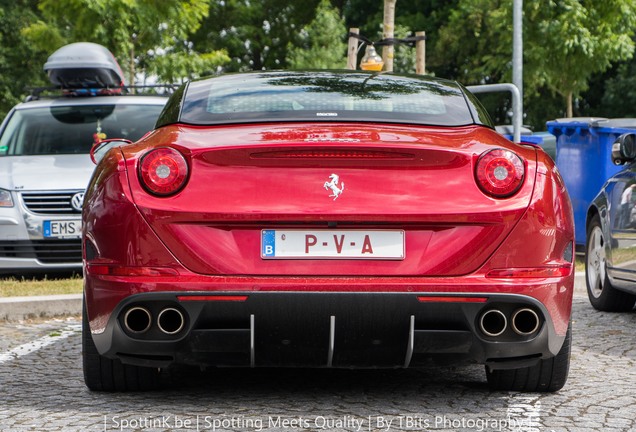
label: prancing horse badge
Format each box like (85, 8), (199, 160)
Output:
(323, 173), (344, 200)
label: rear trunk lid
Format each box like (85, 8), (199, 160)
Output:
(127, 123), (537, 276)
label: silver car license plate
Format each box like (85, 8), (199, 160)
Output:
(43, 220), (82, 238)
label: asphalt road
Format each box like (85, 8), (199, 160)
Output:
(0, 295), (635, 432)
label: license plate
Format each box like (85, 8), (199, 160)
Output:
(261, 230), (405, 259)
(43, 220), (82, 238)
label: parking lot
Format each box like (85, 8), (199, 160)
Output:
(0, 293), (634, 432)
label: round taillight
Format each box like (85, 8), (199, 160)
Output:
(475, 148), (525, 198)
(139, 148), (188, 196)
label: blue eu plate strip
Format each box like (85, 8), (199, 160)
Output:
(43, 221), (51, 237)
(262, 230), (276, 257)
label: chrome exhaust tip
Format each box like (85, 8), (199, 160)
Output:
(123, 307), (152, 334)
(157, 308), (185, 335)
(479, 309), (507, 337)
(511, 308), (540, 336)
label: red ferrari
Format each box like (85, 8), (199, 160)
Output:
(82, 71), (574, 392)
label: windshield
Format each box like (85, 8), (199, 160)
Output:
(0, 104), (164, 156)
(164, 71), (485, 128)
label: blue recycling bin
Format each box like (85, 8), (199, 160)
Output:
(496, 126), (556, 160)
(546, 118), (636, 247)
(531, 131), (556, 161)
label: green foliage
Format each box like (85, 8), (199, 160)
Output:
(0, 0), (49, 119)
(526, 0), (635, 114)
(148, 51), (231, 84)
(580, 59), (636, 119)
(20, 20), (65, 55)
(435, 0), (511, 84)
(600, 62), (636, 117)
(436, 0), (636, 120)
(191, 0), (322, 71)
(21, 0), (229, 84)
(286, 0), (347, 69)
(3, 0), (636, 129)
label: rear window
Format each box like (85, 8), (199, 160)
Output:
(169, 71), (481, 127)
(0, 104), (164, 156)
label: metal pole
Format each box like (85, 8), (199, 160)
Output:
(512, 0), (523, 142)
(467, 84), (522, 143)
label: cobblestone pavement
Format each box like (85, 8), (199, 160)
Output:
(0, 296), (635, 432)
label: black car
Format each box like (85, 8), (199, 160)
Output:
(586, 133), (636, 311)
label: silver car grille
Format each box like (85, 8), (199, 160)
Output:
(0, 240), (82, 264)
(21, 191), (83, 215)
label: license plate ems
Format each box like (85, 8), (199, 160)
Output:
(43, 220), (82, 238)
(261, 230), (404, 259)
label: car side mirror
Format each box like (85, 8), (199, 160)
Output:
(90, 138), (132, 164)
(612, 133), (636, 165)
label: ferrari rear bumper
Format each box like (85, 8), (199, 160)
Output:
(89, 291), (568, 371)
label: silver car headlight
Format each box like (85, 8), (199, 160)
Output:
(0, 189), (13, 207)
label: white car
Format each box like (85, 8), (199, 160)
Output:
(0, 94), (166, 274)
(0, 41), (168, 275)
(0, 95), (166, 274)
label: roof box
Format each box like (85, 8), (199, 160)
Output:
(44, 42), (126, 90)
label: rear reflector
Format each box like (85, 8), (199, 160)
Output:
(86, 264), (178, 276)
(487, 266), (572, 278)
(177, 295), (248, 302)
(417, 296), (488, 303)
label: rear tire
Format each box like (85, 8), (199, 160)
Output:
(586, 215), (636, 312)
(486, 322), (571, 392)
(82, 300), (161, 391)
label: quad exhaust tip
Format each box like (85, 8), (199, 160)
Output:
(157, 307), (185, 335)
(123, 307), (152, 334)
(479, 309), (507, 337)
(511, 308), (540, 336)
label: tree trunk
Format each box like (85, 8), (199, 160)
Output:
(566, 91), (573, 118)
(347, 28), (359, 70)
(415, 31), (426, 75)
(382, 0), (397, 72)
(129, 44), (135, 90)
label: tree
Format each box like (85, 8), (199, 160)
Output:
(286, 0), (347, 69)
(0, 0), (49, 119)
(598, 61), (636, 117)
(436, 0), (636, 118)
(21, 0), (229, 85)
(192, 0), (323, 72)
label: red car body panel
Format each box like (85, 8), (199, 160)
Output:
(84, 123), (573, 337)
(127, 124), (536, 276)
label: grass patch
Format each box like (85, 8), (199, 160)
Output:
(0, 276), (83, 297)
(575, 255), (585, 272)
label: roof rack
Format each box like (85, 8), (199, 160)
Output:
(24, 84), (179, 102)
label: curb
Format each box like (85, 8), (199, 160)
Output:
(0, 294), (82, 321)
(574, 271), (586, 297)
(0, 273), (588, 322)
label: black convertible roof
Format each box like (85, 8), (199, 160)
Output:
(156, 70), (493, 128)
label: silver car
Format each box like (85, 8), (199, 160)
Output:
(0, 95), (166, 274)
